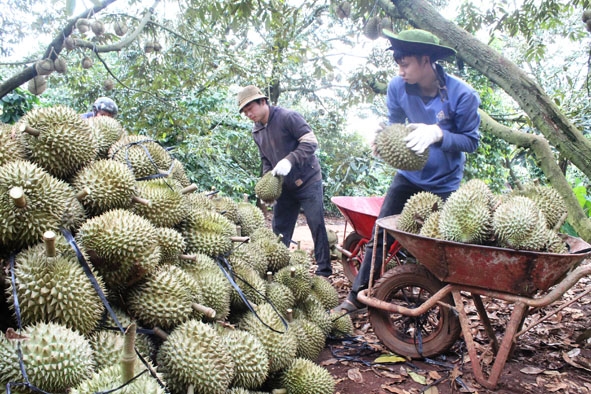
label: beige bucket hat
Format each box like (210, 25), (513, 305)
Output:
(237, 85), (268, 112)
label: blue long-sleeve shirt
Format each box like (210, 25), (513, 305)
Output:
(386, 64), (481, 193)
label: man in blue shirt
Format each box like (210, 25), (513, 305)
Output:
(334, 28), (481, 313)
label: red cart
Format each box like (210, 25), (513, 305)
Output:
(357, 215), (591, 390)
(331, 196), (411, 282)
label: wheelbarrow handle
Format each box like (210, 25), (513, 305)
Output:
(572, 247), (591, 254)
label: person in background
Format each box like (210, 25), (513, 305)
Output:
(237, 85), (332, 277)
(81, 97), (118, 119)
(333, 28), (481, 313)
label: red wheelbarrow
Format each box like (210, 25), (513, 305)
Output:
(331, 196), (410, 282)
(357, 215), (591, 390)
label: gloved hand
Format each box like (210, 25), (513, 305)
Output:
(271, 158), (292, 176)
(404, 123), (443, 155)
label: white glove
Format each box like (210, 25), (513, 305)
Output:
(404, 123), (443, 155)
(271, 158), (292, 176)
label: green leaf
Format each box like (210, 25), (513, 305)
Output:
(373, 354), (406, 364)
(408, 371), (427, 384)
(65, 0), (76, 16)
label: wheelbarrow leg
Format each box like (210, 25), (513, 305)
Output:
(452, 290), (528, 390)
(472, 294), (499, 354)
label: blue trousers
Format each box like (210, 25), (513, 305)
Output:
(272, 180), (332, 276)
(350, 174), (452, 299)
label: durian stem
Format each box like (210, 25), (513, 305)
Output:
(19, 123), (40, 137)
(286, 308), (293, 323)
(187, 384), (195, 394)
(180, 183), (198, 194)
(243, 193), (249, 202)
(131, 195), (151, 206)
(192, 303), (216, 319)
(266, 271), (273, 282)
(120, 323), (137, 384)
(152, 326), (168, 340)
(290, 266), (296, 278)
(236, 225), (242, 236)
(43, 231), (56, 257)
(553, 212), (568, 232)
(76, 187), (91, 201)
(271, 389), (287, 394)
(9, 187), (26, 208)
(179, 254), (197, 261)
(230, 236), (250, 243)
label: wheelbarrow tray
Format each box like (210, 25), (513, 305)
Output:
(331, 196), (384, 239)
(376, 215), (591, 296)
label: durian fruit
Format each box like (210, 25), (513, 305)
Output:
(185, 190), (216, 212)
(131, 178), (187, 227)
(157, 319), (235, 394)
(19, 105), (98, 179)
(397, 191), (443, 234)
(127, 264), (212, 329)
(265, 279), (295, 316)
(229, 241), (268, 277)
(0, 322), (94, 393)
(8, 232), (105, 335)
(34, 58), (54, 75)
(255, 172), (283, 203)
(239, 303), (298, 373)
(76, 18), (91, 33)
(61, 186), (87, 231)
(180, 253), (232, 321)
(113, 20), (128, 36)
(76, 209), (160, 291)
(439, 185), (492, 244)
(53, 57), (67, 74)
(230, 265), (267, 310)
(81, 55), (94, 69)
(543, 228), (568, 254)
(310, 276), (339, 310)
(237, 201), (266, 236)
(169, 159), (192, 187)
(330, 310), (354, 338)
(0, 123), (26, 166)
(108, 135), (173, 179)
(279, 358), (335, 394)
(295, 296), (333, 337)
(220, 329), (269, 390)
(289, 316), (326, 361)
(144, 41), (155, 53)
(72, 159), (137, 216)
(27, 75), (47, 95)
(0, 160), (72, 252)
(419, 210), (442, 239)
(249, 226), (278, 242)
(274, 265), (313, 303)
(290, 248), (313, 266)
(256, 236), (291, 273)
(493, 196), (548, 251)
(87, 116), (126, 158)
(157, 226), (186, 264)
(211, 195), (240, 224)
(91, 19), (105, 35)
(98, 306), (155, 361)
(513, 184), (568, 230)
(179, 209), (235, 257)
(374, 124), (429, 170)
(462, 179), (498, 210)
(380, 17), (393, 34)
(335, 1), (351, 18)
(88, 329), (152, 371)
(363, 16), (381, 40)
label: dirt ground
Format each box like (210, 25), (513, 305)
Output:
(292, 214), (591, 394)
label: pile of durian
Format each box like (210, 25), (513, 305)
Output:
(0, 105), (351, 394)
(397, 179), (570, 253)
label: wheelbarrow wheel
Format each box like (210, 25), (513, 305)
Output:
(341, 232), (364, 282)
(368, 264), (460, 358)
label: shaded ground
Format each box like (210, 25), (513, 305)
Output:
(292, 214), (591, 394)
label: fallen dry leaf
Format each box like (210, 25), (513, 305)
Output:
(520, 366), (544, 375)
(347, 367), (364, 383)
(408, 371), (427, 384)
(544, 381), (568, 392)
(424, 386), (439, 394)
(428, 370), (442, 380)
(380, 383), (409, 394)
(319, 358), (339, 366)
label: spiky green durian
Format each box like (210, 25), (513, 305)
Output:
(8, 234), (105, 335)
(157, 319), (235, 394)
(295, 296), (333, 337)
(239, 303), (297, 373)
(229, 241), (268, 277)
(462, 179), (498, 210)
(0, 160), (71, 252)
(513, 184), (568, 230)
(181, 254), (232, 321)
(363, 16), (381, 40)
(280, 358), (335, 394)
(70, 361), (165, 394)
(493, 196), (547, 250)
(126, 264), (207, 329)
(274, 265), (313, 303)
(61, 185), (87, 231)
(179, 208), (235, 257)
(19, 105), (98, 179)
(237, 201), (266, 236)
(265, 280), (295, 316)
(330, 310), (354, 338)
(98, 306), (155, 361)
(289, 249), (313, 266)
(131, 178), (187, 227)
(310, 276), (339, 310)
(184, 191), (216, 211)
(543, 228), (568, 254)
(76, 209), (160, 290)
(220, 329), (269, 390)
(397, 191), (442, 234)
(290, 318), (326, 361)
(0, 322), (94, 393)
(72, 159), (136, 216)
(374, 124), (428, 170)
(255, 172), (283, 203)
(169, 159), (192, 187)
(249, 227), (278, 242)
(88, 330), (152, 370)
(211, 195), (240, 224)
(256, 237), (291, 273)
(157, 226), (186, 264)
(439, 186), (492, 244)
(87, 115), (126, 158)
(108, 134), (172, 179)
(231, 265), (267, 310)
(419, 210), (442, 239)
(0, 123), (25, 166)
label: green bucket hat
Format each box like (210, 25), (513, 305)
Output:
(383, 29), (456, 60)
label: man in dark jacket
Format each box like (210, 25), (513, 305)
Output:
(237, 85), (332, 277)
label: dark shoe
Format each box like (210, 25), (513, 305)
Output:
(315, 270), (332, 277)
(331, 298), (367, 315)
